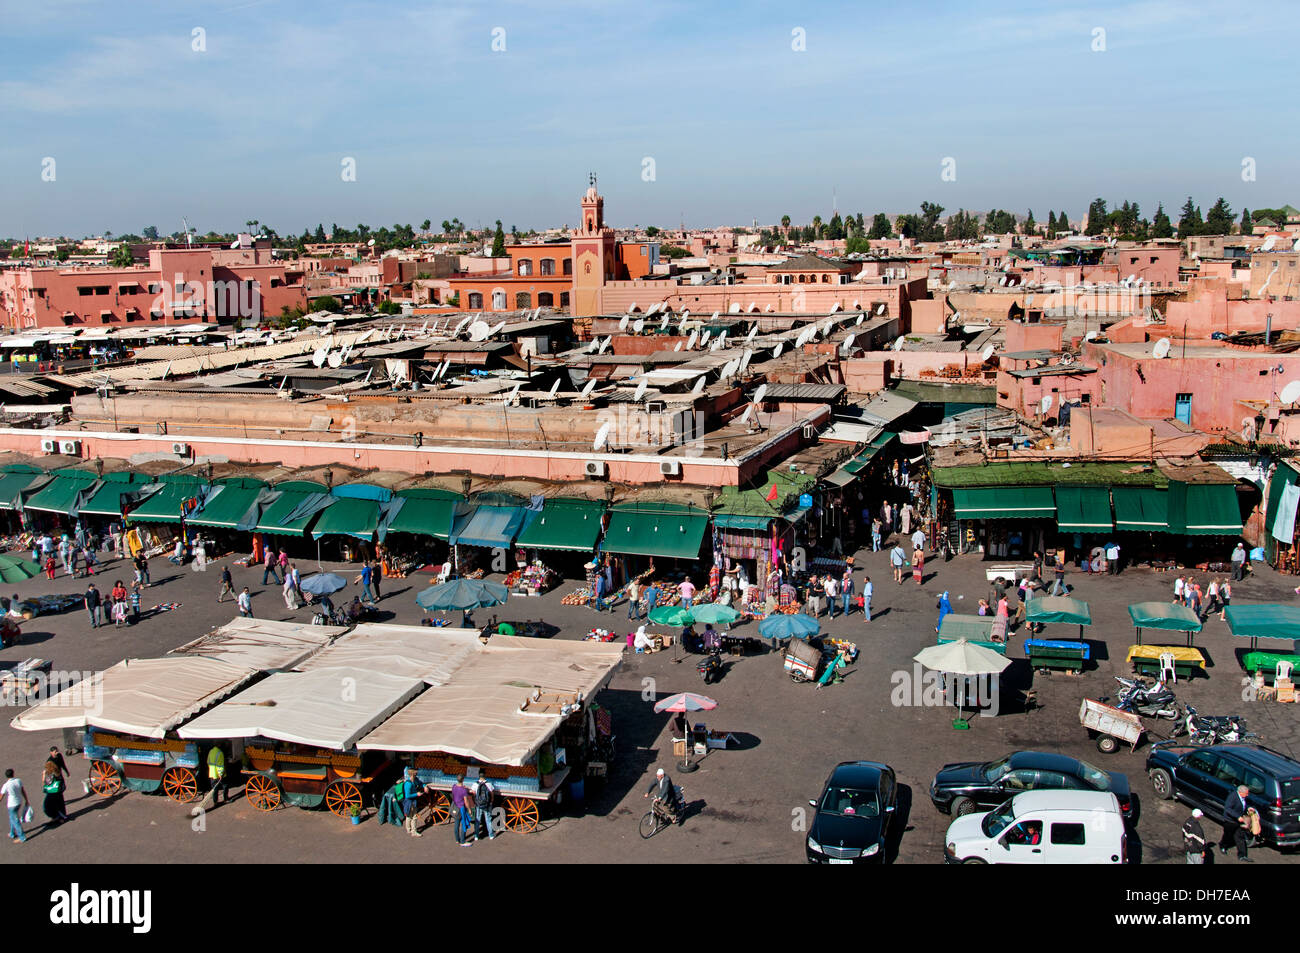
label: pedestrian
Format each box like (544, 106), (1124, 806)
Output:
(289, 563), (303, 603)
(129, 582), (141, 623)
(450, 775), (473, 846)
(592, 572), (606, 612)
(277, 548), (290, 585)
(43, 554), (56, 580)
(862, 575), (872, 622)
(68, 547), (80, 578)
(207, 744), (229, 805)
(371, 560), (382, 600)
(41, 756), (68, 827)
(84, 583), (102, 628)
(58, 536), (70, 575)
(262, 547), (281, 586)
(137, 552), (150, 587)
(1204, 578), (1220, 620)
(900, 503), (911, 536)
(398, 766), (424, 837)
(823, 573), (838, 618)
(283, 574), (299, 610)
(192, 537), (207, 572)
(2, 768), (30, 843)
(992, 594), (1009, 642)
(1172, 575), (1184, 605)
(1051, 554), (1066, 596)
(911, 526), (925, 553)
(626, 579), (641, 620)
(871, 519), (882, 552)
(891, 544), (906, 584)
(1231, 542), (1247, 581)
(936, 591), (952, 633)
(840, 565), (854, 617)
(643, 581), (660, 617)
(912, 546), (924, 585)
(1220, 784), (1253, 862)
(679, 576), (696, 609)
(356, 561), (374, 603)
(110, 580), (128, 627)
(1220, 579), (1232, 621)
(218, 566), (234, 603)
(1191, 583), (1203, 619)
(168, 536), (185, 566)
(237, 586), (253, 618)
(1183, 808), (1207, 864)
(1106, 541), (1121, 575)
(82, 545), (96, 576)
(1032, 551), (1044, 587)
(474, 772), (496, 840)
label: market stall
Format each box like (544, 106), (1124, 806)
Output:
(1127, 601), (1203, 647)
(1225, 603), (1300, 652)
(1025, 595), (1092, 639)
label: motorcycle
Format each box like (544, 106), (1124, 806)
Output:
(1112, 677), (1181, 721)
(1183, 705), (1257, 746)
(697, 650), (723, 684)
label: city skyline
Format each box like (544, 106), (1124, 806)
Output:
(2, 0), (1295, 236)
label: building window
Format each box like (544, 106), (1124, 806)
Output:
(467, 292), (483, 309)
(540, 258), (555, 276)
(492, 290), (507, 310)
(518, 259), (532, 276)
(563, 259), (572, 275)
(560, 292), (570, 307)
(538, 292), (554, 306)
(515, 292), (531, 309)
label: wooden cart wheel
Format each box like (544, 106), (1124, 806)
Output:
(504, 796), (540, 833)
(88, 760), (122, 797)
(244, 773), (282, 811)
(325, 780), (364, 817)
(161, 766), (199, 803)
(426, 791), (452, 825)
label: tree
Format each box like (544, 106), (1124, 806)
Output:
(1204, 197), (1234, 236)
(1151, 203), (1173, 239)
(1046, 211), (1057, 237)
(868, 213), (892, 240)
(918, 202), (945, 241)
(800, 225), (816, 243)
(1241, 208), (1252, 235)
(1085, 198), (1108, 236)
(845, 236), (871, 255)
(1178, 197), (1203, 237)
(1056, 211), (1071, 234)
(1023, 210), (1036, 236)
(377, 300), (401, 314)
(812, 215), (823, 239)
(141, 225), (158, 241)
(855, 212), (865, 235)
(780, 215), (791, 232)
(827, 213), (844, 240)
(645, 225), (660, 237)
(491, 220), (507, 257)
(421, 219), (431, 233)
(110, 244), (134, 267)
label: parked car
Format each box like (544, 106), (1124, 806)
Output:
(805, 761), (897, 864)
(944, 790), (1127, 864)
(930, 750), (1133, 820)
(1146, 743), (1300, 849)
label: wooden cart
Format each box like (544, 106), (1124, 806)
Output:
(241, 744), (394, 817)
(81, 728), (205, 803)
(412, 756), (570, 834)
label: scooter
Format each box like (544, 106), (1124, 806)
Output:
(1112, 677), (1181, 721)
(697, 650), (723, 684)
(1183, 705), (1257, 746)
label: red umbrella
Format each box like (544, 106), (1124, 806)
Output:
(653, 692), (717, 771)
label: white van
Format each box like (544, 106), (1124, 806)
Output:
(944, 789), (1127, 864)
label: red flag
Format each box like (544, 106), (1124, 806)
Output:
(765, 483), (779, 502)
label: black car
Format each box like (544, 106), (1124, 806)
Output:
(930, 751), (1133, 819)
(805, 761), (897, 864)
(1147, 743), (1300, 849)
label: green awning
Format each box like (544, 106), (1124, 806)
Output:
(712, 514), (773, 530)
(1226, 604), (1300, 643)
(1179, 483), (1243, 536)
(1055, 486), (1112, 533)
(1127, 601), (1203, 633)
(0, 471), (44, 511)
(602, 503), (708, 560)
(938, 614), (995, 642)
(23, 476), (96, 516)
(449, 505), (528, 549)
(1112, 487), (1169, 532)
(952, 486), (1055, 520)
(188, 483), (265, 529)
(127, 483), (206, 524)
(384, 492), (460, 540)
(256, 490), (327, 536)
(516, 499), (605, 551)
(78, 476), (155, 517)
(311, 498), (380, 541)
(1026, 596), (1092, 626)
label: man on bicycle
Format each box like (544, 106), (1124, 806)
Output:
(644, 767), (682, 822)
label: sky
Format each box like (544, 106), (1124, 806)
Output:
(1, 0), (1295, 238)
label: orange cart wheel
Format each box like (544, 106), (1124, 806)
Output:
(325, 780), (364, 817)
(161, 766), (199, 803)
(426, 791), (452, 825)
(504, 796), (540, 833)
(244, 773), (281, 811)
(88, 760), (122, 797)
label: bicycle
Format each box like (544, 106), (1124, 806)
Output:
(638, 788), (683, 839)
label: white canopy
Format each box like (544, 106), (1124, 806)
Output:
(913, 639), (1011, 677)
(10, 657), (257, 739)
(357, 637), (624, 765)
(293, 623), (482, 686)
(177, 666), (424, 750)
(168, 617), (346, 672)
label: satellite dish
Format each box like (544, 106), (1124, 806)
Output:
(740, 349), (753, 373)
(1153, 338), (1172, 359)
(728, 303), (741, 313)
(1242, 417), (1257, 442)
(626, 303), (638, 314)
(633, 318), (645, 333)
(593, 421), (611, 451)
(746, 324), (759, 342)
(999, 276), (1007, 286)
(598, 336), (612, 354)
(453, 316), (472, 335)
(981, 344), (995, 362)
(1281, 380), (1300, 405)
(508, 382), (522, 403)
(765, 303), (775, 312)
(581, 378), (597, 398)
(851, 300), (860, 310)
(752, 383), (768, 405)
(876, 303), (886, 315)
(841, 333), (856, 352)
(710, 337), (724, 352)
(773, 342), (784, 359)
(674, 341), (683, 351)
(687, 330), (699, 349)
(1293, 239), (1300, 253)
(548, 379), (561, 398)
(659, 314), (670, 330)
(692, 375), (706, 394)
(1085, 330), (1098, 341)
(312, 345), (328, 368)
(700, 330), (712, 347)
(468, 322), (490, 341)
(1040, 394), (1053, 413)
(830, 302), (842, 313)
(327, 351), (343, 368)
(1262, 235), (1278, 252)
(739, 404), (755, 425)
(892, 336), (905, 352)
(633, 378), (647, 402)
(367, 238), (376, 246)
(855, 314), (864, 326)
(488, 321), (506, 337)
(619, 315), (630, 331)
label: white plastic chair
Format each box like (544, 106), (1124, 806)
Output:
(1159, 651), (1177, 684)
(1277, 660), (1294, 682)
(436, 562), (451, 584)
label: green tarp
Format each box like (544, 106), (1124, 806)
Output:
(938, 614), (995, 641)
(23, 476), (96, 515)
(1127, 601), (1203, 633)
(311, 498), (380, 541)
(449, 505), (527, 549)
(1175, 483), (1243, 536)
(127, 483), (206, 523)
(712, 514), (773, 530)
(1112, 487), (1169, 532)
(951, 486), (1055, 520)
(1055, 486), (1113, 533)
(384, 492), (460, 540)
(0, 471), (44, 511)
(602, 502), (708, 560)
(256, 490), (327, 536)
(188, 483), (265, 529)
(1225, 604), (1300, 643)
(515, 499), (605, 552)
(1026, 596), (1092, 626)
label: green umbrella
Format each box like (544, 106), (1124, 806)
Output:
(0, 554), (40, 584)
(648, 605), (694, 627)
(690, 603), (740, 625)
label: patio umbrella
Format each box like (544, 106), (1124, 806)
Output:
(415, 577), (509, 612)
(648, 605), (694, 627)
(0, 554), (40, 584)
(653, 692), (718, 772)
(758, 612), (819, 641)
(691, 604), (739, 626)
(913, 639), (1011, 728)
(299, 572), (347, 597)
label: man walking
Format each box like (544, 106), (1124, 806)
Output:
(237, 586), (253, 618)
(626, 579), (641, 621)
(218, 565), (234, 603)
(862, 575), (872, 623)
(1051, 554), (1067, 597)
(1231, 542), (1247, 581)
(357, 561), (375, 603)
(823, 573), (838, 618)
(911, 526), (925, 553)
(1183, 808), (1207, 864)
(84, 583), (102, 628)
(840, 565), (854, 618)
(262, 547), (281, 586)
(474, 772), (496, 841)
(1220, 784), (1253, 862)
(890, 544), (906, 585)
(2, 768), (29, 843)
(679, 576), (696, 609)
(450, 775), (473, 846)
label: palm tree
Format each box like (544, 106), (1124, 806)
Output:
(781, 214), (791, 233)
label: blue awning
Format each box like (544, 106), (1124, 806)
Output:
(449, 505), (527, 549)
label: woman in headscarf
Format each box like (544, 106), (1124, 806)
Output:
(936, 591), (952, 633)
(991, 594), (1009, 642)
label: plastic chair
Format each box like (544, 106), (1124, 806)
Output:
(1159, 651), (1177, 684)
(435, 562), (451, 584)
(1277, 660), (1294, 682)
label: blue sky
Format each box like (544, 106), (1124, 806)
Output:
(1, 0), (1294, 237)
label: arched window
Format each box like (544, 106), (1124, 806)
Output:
(821, 274), (829, 283)
(467, 292), (483, 309)
(517, 259), (532, 276)
(492, 290), (506, 310)
(540, 258), (555, 276)
(538, 292), (554, 306)
(515, 292), (532, 309)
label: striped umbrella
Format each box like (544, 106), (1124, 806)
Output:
(653, 692), (717, 771)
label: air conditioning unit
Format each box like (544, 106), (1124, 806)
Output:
(40, 438), (58, 454)
(59, 440), (81, 456)
(584, 461), (606, 478)
(645, 401), (666, 415)
(171, 442), (191, 456)
(802, 424), (818, 440)
(659, 459), (681, 476)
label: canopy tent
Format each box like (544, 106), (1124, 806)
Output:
(310, 497), (381, 541)
(1026, 596), (1092, 626)
(77, 476), (158, 518)
(10, 657), (257, 739)
(602, 502), (708, 560)
(187, 481), (265, 529)
(1128, 601), (1202, 646)
(168, 617), (347, 672)
(938, 614), (996, 642)
(448, 504), (529, 549)
(1112, 487), (1169, 532)
(178, 666), (425, 751)
(356, 637), (624, 765)
(332, 482), (393, 503)
(255, 490), (333, 536)
(294, 623), (483, 686)
(1225, 604), (1300, 650)
(1054, 486), (1113, 533)
(127, 481), (206, 524)
(711, 514), (773, 530)
(515, 498), (605, 551)
(0, 469), (45, 511)
(1167, 482), (1243, 536)
(22, 475), (97, 516)
(951, 486), (1055, 520)
(383, 490), (461, 540)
